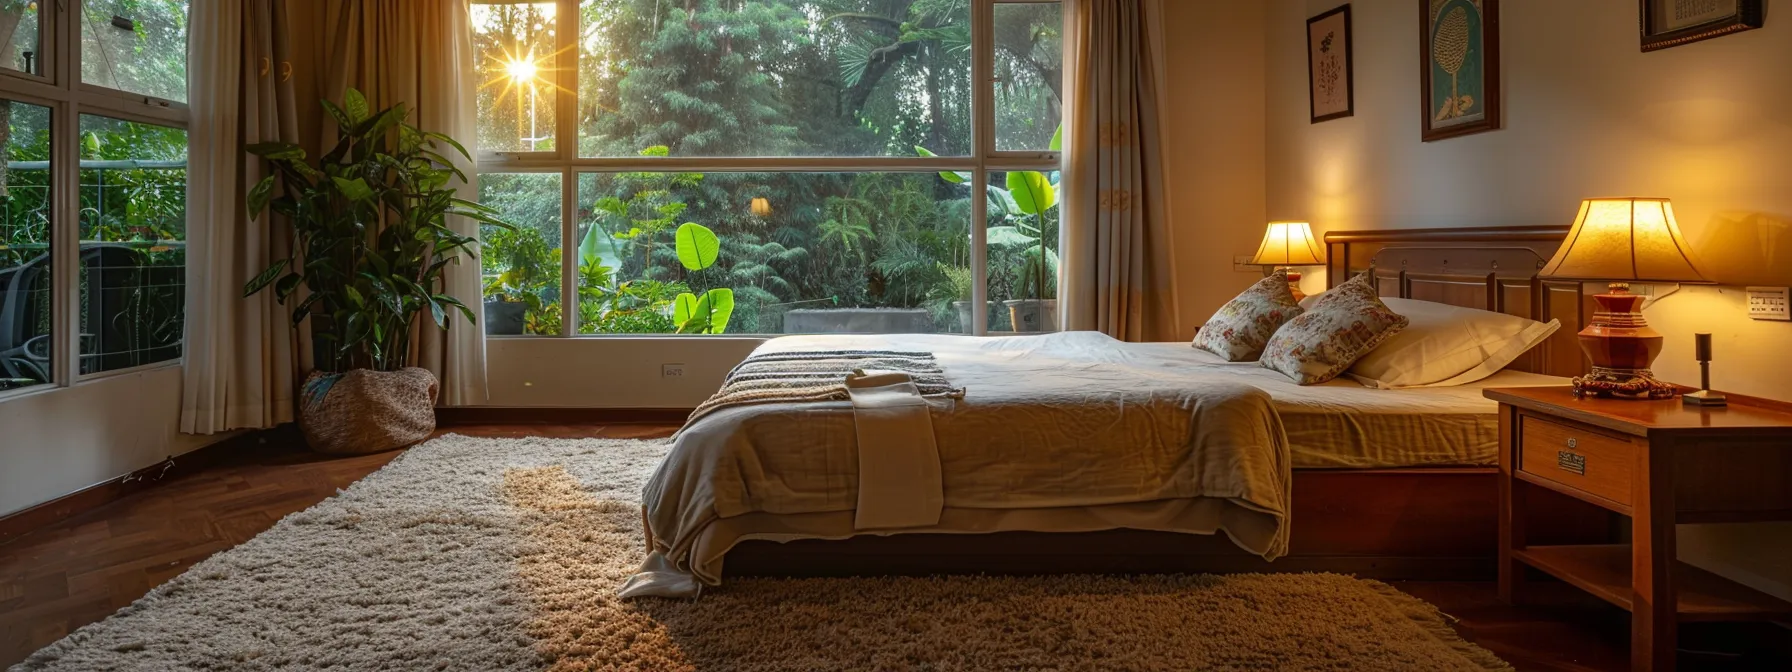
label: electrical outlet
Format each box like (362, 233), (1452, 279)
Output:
(1747, 287), (1790, 321)
(661, 363), (687, 379)
(1233, 255), (1256, 273)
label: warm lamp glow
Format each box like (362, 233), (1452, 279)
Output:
(505, 56), (539, 84)
(750, 197), (772, 217)
(1542, 198), (1707, 401)
(1539, 198), (1708, 283)
(1248, 222), (1325, 266)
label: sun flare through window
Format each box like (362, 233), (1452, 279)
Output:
(473, 0), (1063, 337)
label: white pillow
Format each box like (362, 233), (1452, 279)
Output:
(1347, 297), (1560, 389)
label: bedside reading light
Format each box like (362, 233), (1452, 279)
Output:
(1249, 222), (1326, 302)
(1540, 198), (1711, 400)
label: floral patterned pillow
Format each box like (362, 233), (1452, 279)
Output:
(1192, 273), (1304, 361)
(1259, 273), (1409, 384)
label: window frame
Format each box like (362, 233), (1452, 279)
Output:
(473, 0), (1063, 338)
(0, 0), (190, 402)
(0, 0), (57, 87)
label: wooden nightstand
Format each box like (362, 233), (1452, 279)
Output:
(1486, 386), (1792, 671)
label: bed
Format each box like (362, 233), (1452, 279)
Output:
(641, 226), (1615, 588)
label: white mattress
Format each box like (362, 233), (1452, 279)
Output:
(1125, 344), (1567, 468)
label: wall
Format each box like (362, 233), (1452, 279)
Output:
(1159, 0), (1270, 341)
(0, 367), (227, 516)
(484, 338), (764, 407)
(1261, 0), (1792, 600)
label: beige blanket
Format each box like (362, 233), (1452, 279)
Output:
(635, 332), (1293, 592)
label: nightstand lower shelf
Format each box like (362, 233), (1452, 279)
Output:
(1513, 544), (1792, 622)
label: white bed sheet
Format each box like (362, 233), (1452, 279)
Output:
(1121, 344), (1566, 468)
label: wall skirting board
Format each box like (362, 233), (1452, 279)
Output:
(0, 427), (283, 546)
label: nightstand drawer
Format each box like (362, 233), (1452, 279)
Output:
(1519, 416), (1633, 506)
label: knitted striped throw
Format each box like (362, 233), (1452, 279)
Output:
(682, 350), (961, 431)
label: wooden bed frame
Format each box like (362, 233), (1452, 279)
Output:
(726, 226), (1612, 581)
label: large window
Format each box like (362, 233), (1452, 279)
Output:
(473, 0), (1062, 337)
(0, 2), (189, 394)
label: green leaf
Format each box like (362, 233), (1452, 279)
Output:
(246, 142), (306, 161)
(291, 292), (321, 326)
(344, 286), (365, 308)
(366, 251), (390, 278)
(436, 295), (476, 325)
(274, 273), (303, 300)
(1049, 125), (1063, 152)
(332, 176), (374, 201)
(423, 131), (470, 160)
(914, 146), (968, 183)
(242, 259), (289, 297)
(358, 103), (404, 139)
(429, 298), (447, 328)
(319, 99), (353, 132)
(638, 145), (670, 157)
(673, 292), (699, 325)
(343, 88), (369, 125)
(986, 226), (1034, 248)
(674, 222), (721, 271)
(677, 288), (736, 334)
(1006, 171), (1057, 215)
(247, 175), (277, 218)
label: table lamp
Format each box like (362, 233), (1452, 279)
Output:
(1539, 198), (1710, 399)
(1249, 222), (1326, 301)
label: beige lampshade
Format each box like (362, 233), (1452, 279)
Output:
(1248, 222), (1325, 266)
(1540, 198), (1709, 283)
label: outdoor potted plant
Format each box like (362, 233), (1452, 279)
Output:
(479, 225), (557, 336)
(243, 88), (512, 454)
(997, 170), (1058, 333)
(933, 264), (980, 333)
(481, 285), (529, 336)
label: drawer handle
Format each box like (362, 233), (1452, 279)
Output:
(1557, 450), (1587, 475)
(1566, 438), (1578, 449)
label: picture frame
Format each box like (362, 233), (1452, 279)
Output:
(1307, 5), (1353, 124)
(1419, 0), (1500, 142)
(1640, 0), (1764, 52)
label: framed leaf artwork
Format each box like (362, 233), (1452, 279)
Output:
(1640, 0), (1764, 52)
(1419, 0), (1500, 142)
(1307, 5), (1353, 123)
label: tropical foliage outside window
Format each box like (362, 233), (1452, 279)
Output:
(472, 0), (1063, 337)
(0, 1), (190, 392)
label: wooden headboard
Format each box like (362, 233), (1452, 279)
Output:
(1323, 226), (1590, 378)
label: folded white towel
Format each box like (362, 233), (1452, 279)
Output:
(846, 369), (944, 531)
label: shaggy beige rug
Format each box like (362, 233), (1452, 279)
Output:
(15, 435), (1511, 671)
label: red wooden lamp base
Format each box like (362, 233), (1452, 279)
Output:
(1278, 267), (1306, 302)
(1570, 284), (1677, 400)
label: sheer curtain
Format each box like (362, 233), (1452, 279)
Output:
(1059, 0), (1179, 341)
(306, 0), (488, 406)
(181, 0), (303, 433)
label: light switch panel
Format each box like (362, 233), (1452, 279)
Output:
(1746, 287), (1790, 321)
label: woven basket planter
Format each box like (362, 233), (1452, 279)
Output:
(299, 367), (438, 455)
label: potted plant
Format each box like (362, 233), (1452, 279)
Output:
(243, 88), (513, 454)
(997, 170), (1059, 332)
(480, 224), (556, 336)
(928, 263), (981, 333)
(481, 281), (529, 336)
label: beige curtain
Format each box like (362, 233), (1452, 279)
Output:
(1060, 0), (1179, 341)
(181, 0), (303, 433)
(296, 0), (488, 405)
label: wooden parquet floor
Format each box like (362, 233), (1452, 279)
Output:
(1, 422), (1784, 671)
